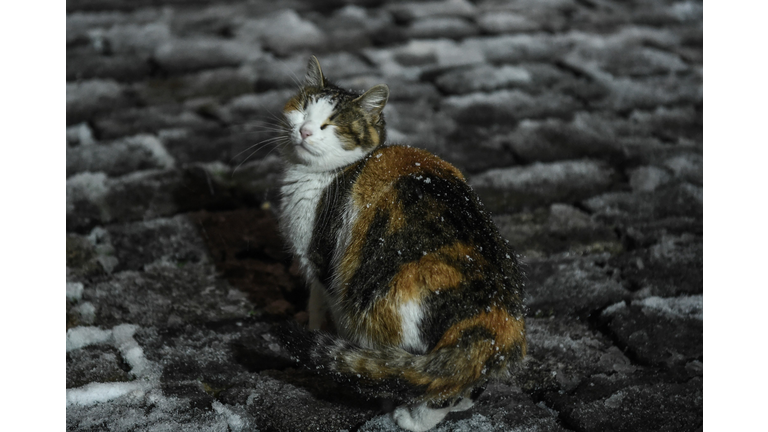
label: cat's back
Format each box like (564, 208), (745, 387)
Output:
(324, 145), (525, 353)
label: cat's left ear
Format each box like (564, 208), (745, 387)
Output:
(304, 56), (325, 88)
(354, 84), (389, 116)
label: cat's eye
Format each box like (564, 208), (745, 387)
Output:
(320, 124), (329, 130)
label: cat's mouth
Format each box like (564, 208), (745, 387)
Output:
(297, 141), (321, 157)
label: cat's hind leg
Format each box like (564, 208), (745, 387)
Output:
(450, 381), (488, 412)
(392, 403), (451, 432)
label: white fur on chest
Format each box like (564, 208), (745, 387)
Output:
(279, 166), (336, 265)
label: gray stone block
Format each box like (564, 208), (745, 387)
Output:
(524, 253), (627, 317)
(67, 48), (152, 82)
(521, 315), (637, 397)
(463, 33), (570, 64)
(82, 265), (251, 327)
(471, 160), (617, 213)
(134, 66), (256, 105)
(443, 89), (582, 126)
(494, 204), (622, 258)
(67, 79), (134, 125)
(610, 233), (703, 297)
(435, 64), (532, 95)
(154, 38), (262, 74)
(104, 214), (210, 272)
(404, 17), (479, 40)
(388, 0), (476, 22)
(546, 373), (702, 432)
(86, 22), (172, 56)
(583, 182), (702, 224)
(67, 134), (175, 178)
(628, 166), (672, 192)
(600, 295), (703, 367)
(504, 116), (624, 164)
(476, 11), (542, 34)
(66, 163), (264, 232)
(67, 345), (131, 389)
(93, 105), (218, 140)
(235, 10), (326, 56)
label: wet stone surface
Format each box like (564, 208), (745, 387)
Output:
(66, 1), (702, 431)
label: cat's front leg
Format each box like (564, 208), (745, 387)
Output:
(308, 278), (329, 331)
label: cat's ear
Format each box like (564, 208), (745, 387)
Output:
(354, 84), (389, 116)
(304, 56), (325, 88)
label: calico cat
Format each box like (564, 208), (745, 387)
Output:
(275, 56), (526, 432)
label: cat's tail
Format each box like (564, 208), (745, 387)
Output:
(273, 321), (526, 404)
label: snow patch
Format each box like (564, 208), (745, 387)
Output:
(471, 160), (612, 190)
(128, 134), (176, 169)
(66, 381), (149, 407)
(67, 282), (84, 301)
(212, 401), (247, 431)
(67, 123), (97, 147)
(636, 295), (703, 320)
(67, 326), (113, 352)
(602, 301), (626, 317)
(113, 324), (157, 379)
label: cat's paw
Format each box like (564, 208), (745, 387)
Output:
(450, 397), (474, 412)
(392, 403), (448, 432)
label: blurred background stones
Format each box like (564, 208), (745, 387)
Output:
(66, 0), (702, 430)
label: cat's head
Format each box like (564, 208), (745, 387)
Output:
(281, 56), (389, 171)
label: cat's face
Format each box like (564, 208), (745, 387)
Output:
(282, 56), (389, 172)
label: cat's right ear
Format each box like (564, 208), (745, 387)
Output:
(304, 56), (325, 88)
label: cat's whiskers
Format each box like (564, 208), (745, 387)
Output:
(230, 136), (290, 175)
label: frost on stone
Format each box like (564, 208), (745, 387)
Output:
(477, 11), (540, 34)
(236, 10), (326, 54)
(154, 37), (262, 73)
(602, 301), (627, 317)
(66, 134), (176, 178)
(389, 0), (476, 21)
(636, 295), (703, 320)
(628, 166), (671, 192)
(604, 391), (626, 409)
(67, 282), (84, 301)
(131, 134), (176, 170)
(435, 64), (532, 94)
(471, 160), (614, 194)
(73, 302), (97, 324)
(66, 172), (109, 214)
(212, 401), (248, 432)
(663, 153), (703, 184)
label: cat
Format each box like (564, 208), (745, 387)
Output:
(275, 56), (526, 432)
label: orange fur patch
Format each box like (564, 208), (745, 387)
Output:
(433, 307), (526, 354)
(337, 146), (466, 288)
(283, 96), (302, 113)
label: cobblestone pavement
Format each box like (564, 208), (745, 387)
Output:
(66, 0), (702, 430)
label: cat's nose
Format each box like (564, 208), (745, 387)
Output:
(300, 125), (313, 140)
